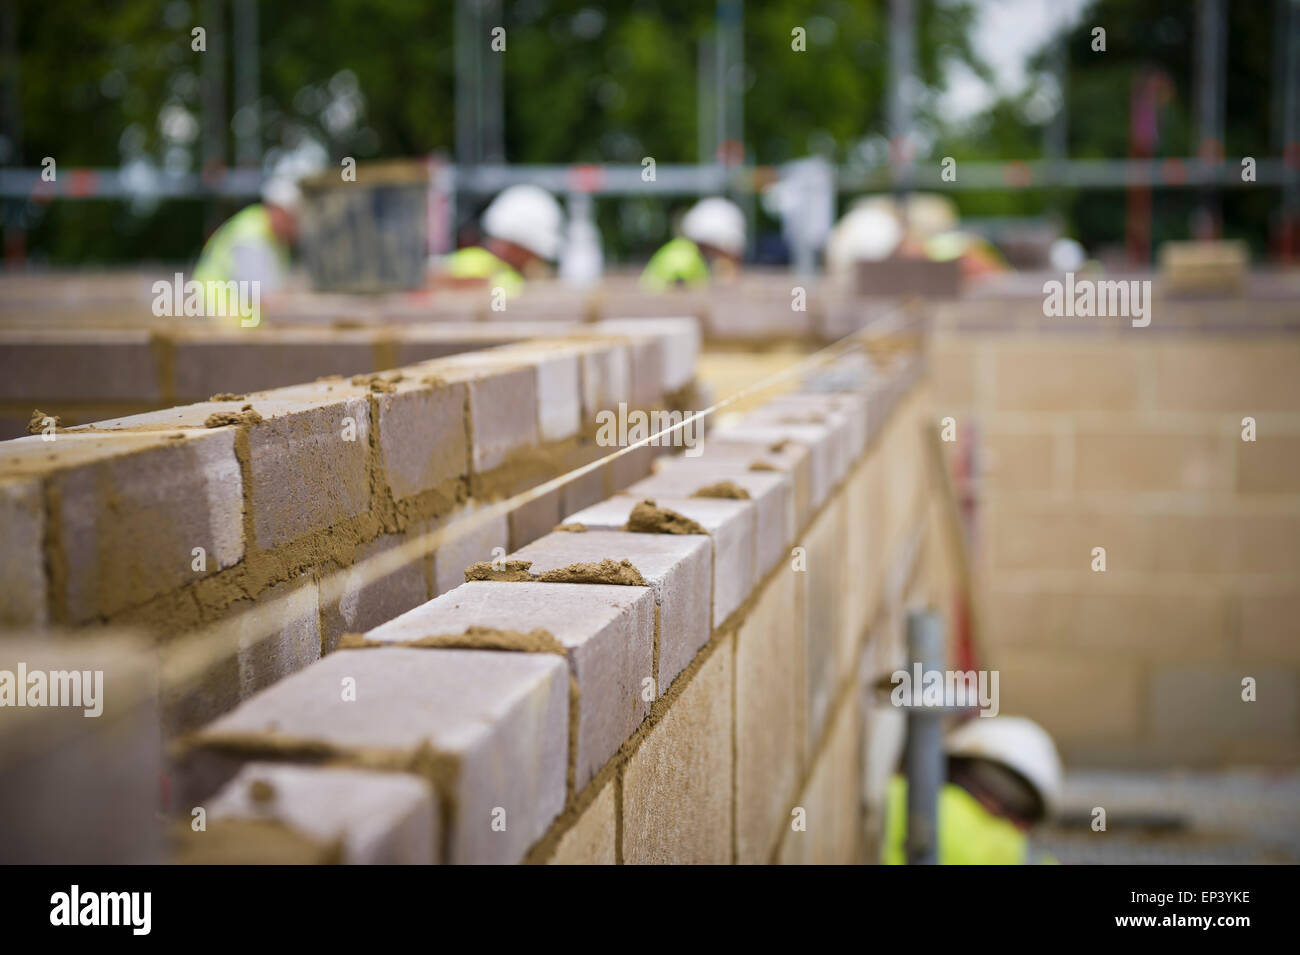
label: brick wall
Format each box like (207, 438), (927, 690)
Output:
(931, 304), (1300, 768)
(171, 340), (929, 864)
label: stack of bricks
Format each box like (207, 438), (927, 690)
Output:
(174, 338), (930, 864)
(0, 319), (700, 734)
(931, 292), (1300, 767)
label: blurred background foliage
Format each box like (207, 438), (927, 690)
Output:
(6, 0), (1285, 265)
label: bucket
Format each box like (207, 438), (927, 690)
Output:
(299, 161), (429, 293)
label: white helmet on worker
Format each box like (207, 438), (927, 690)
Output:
(681, 196), (746, 258)
(482, 184), (565, 262)
(826, 204), (902, 275)
(261, 176), (302, 212)
(946, 716), (1064, 818)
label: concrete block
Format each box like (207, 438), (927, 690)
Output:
(1152, 342), (1300, 413)
(366, 581), (654, 789)
(200, 762), (439, 864)
(778, 697), (862, 865)
(0, 429), (244, 622)
(375, 380), (469, 502)
(0, 330), (161, 402)
(621, 637), (733, 864)
(321, 531), (430, 655)
(593, 317), (700, 393)
(0, 633), (162, 863)
(185, 647), (569, 865)
(981, 429), (1058, 493)
(507, 486), (563, 551)
(432, 509), (508, 596)
(547, 780), (616, 865)
(420, 357), (539, 473)
(631, 458), (794, 579)
(995, 650), (1144, 744)
(801, 495), (846, 752)
(1237, 433), (1300, 494)
(682, 436), (813, 530)
(1149, 664), (1298, 740)
(172, 330), (380, 401)
(1238, 591), (1300, 664)
(564, 495), (755, 627)
(508, 530), (712, 694)
(1074, 429), (1230, 494)
(735, 571), (804, 864)
(0, 478), (47, 626)
(481, 343), (584, 441)
(712, 421), (834, 511)
(992, 341), (1141, 413)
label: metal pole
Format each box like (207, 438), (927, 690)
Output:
(1195, 0), (1227, 239)
(904, 609), (944, 865)
(888, 0), (917, 198)
(232, 0), (259, 169)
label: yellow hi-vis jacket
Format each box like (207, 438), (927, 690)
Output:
(882, 776), (1056, 865)
(440, 246), (524, 298)
(193, 204), (287, 327)
(639, 237), (711, 292)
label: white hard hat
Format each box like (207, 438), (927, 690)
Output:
(826, 205), (902, 275)
(261, 176), (302, 212)
(681, 197), (746, 258)
(1049, 237), (1086, 272)
(947, 716), (1064, 818)
(482, 184), (564, 261)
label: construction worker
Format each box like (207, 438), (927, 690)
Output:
(882, 716), (1064, 865)
(438, 184), (564, 297)
(193, 176), (301, 326)
(640, 196), (746, 291)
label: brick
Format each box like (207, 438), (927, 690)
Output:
(621, 637), (733, 864)
(419, 357), (539, 472)
(508, 530), (711, 694)
(481, 344), (582, 441)
(713, 421), (834, 510)
(375, 379), (468, 501)
(981, 430), (1057, 493)
(366, 581), (654, 789)
(1074, 429), (1230, 494)
(747, 392), (865, 475)
(1237, 433), (1300, 494)
(1238, 591), (1300, 664)
(172, 330), (379, 401)
(735, 571), (804, 863)
(930, 337), (977, 408)
(593, 317), (700, 394)
(621, 464), (792, 580)
(992, 341), (1140, 412)
(564, 494), (755, 627)
(507, 486), (563, 550)
(321, 531), (430, 655)
(1149, 664), (1298, 739)
(432, 509), (508, 596)
(801, 496), (847, 752)
(234, 576), (322, 705)
(0, 634), (162, 863)
(707, 294), (814, 341)
(684, 436), (813, 530)
(843, 461), (880, 644)
(0, 478), (46, 626)
(778, 697), (862, 865)
(984, 587), (1228, 662)
(1152, 341), (1300, 413)
(0, 330), (161, 402)
(202, 763), (439, 864)
(986, 501), (1155, 574)
(0, 429), (244, 622)
(993, 650), (1143, 743)
(547, 780), (616, 865)
(185, 647), (569, 865)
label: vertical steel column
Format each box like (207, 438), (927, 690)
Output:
(904, 609), (944, 865)
(232, 0), (259, 169)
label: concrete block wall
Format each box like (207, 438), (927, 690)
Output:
(0, 322), (698, 733)
(174, 338), (931, 864)
(931, 306), (1300, 768)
